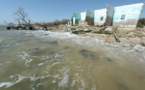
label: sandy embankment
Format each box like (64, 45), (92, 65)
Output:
(77, 27), (145, 46)
(28, 26), (145, 46)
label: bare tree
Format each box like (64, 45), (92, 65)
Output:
(13, 7), (33, 29)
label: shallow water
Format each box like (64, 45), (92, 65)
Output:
(0, 30), (145, 90)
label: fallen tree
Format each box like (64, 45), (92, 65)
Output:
(7, 8), (35, 30)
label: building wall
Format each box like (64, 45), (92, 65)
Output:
(105, 4), (114, 26)
(80, 12), (86, 20)
(94, 9), (107, 26)
(72, 13), (81, 25)
(113, 3), (144, 28)
(71, 3), (144, 27)
(86, 10), (94, 25)
(72, 13), (81, 20)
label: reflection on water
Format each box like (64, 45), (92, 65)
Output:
(0, 30), (145, 90)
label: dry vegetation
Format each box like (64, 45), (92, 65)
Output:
(137, 18), (145, 28)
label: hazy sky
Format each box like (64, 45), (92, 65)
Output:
(0, 0), (144, 24)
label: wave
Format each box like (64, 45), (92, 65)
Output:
(24, 30), (145, 63)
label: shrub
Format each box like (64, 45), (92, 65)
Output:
(93, 31), (112, 35)
(137, 18), (145, 28)
(140, 42), (145, 47)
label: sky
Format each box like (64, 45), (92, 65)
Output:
(0, 0), (145, 25)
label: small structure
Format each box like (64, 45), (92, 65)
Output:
(113, 3), (144, 28)
(71, 13), (81, 26)
(71, 3), (145, 28)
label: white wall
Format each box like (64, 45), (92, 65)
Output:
(94, 9), (107, 26)
(113, 3), (144, 27)
(80, 12), (86, 20)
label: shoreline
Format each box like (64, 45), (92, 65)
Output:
(1, 29), (145, 47)
(46, 28), (145, 47)
(25, 30), (145, 49)
(1, 29), (145, 60)
(24, 30), (145, 61)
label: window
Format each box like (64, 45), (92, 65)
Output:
(100, 16), (104, 21)
(121, 15), (125, 20)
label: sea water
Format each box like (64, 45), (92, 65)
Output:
(0, 30), (145, 90)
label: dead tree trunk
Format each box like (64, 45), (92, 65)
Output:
(14, 8), (34, 30)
